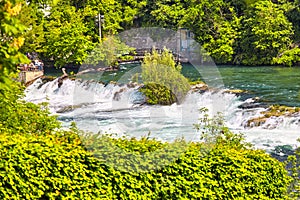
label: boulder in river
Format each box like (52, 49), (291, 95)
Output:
(190, 83), (208, 93)
(246, 105), (300, 128)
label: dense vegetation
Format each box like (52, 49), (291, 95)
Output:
(0, 86), (294, 199)
(4, 0), (300, 67)
(140, 49), (190, 104)
(2, 0), (300, 199)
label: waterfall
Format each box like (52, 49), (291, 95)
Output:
(25, 78), (300, 152)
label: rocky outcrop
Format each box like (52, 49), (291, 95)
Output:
(246, 105), (300, 128)
(190, 83), (208, 93)
(223, 89), (246, 95)
(58, 68), (68, 88)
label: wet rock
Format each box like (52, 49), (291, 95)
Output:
(127, 82), (140, 88)
(245, 105), (300, 128)
(223, 89), (246, 94)
(190, 83), (208, 93)
(56, 103), (91, 113)
(247, 117), (267, 128)
(239, 102), (263, 109)
(76, 68), (95, 75)
(56, 105), (78, 113)
(37, 76), (56, 89)
(41, 76), (56, 83)
(113, 88), (126, 101)
(238, 97), (266, 109)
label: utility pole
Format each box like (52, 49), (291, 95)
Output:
(98, 13), (102, 40)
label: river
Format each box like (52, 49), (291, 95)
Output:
(25, 65), (300, 156)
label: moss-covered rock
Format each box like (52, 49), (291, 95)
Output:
(224, 89), (247, 94)
(139, 82), (177, 105)
(262, 105), (300, 117)
(246, 105), (300, 127)
(247, 116), (267, 127)
(190, 81), (209, 93)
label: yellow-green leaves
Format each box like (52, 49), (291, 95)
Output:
(44, 3), (95, 67)
(0, 0), (29, 83)
(0, 125), (292, 199)
(141, 48), (190, 104)
(240, 0), (293, 65)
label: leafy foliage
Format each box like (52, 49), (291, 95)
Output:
(141, 48), (190, 103)
(43, 3), (95, 67)
(139, 82), (177, 105)
(273, 47), (300, 66)
(84, 35), (135, 68)
(286, 0), (300, 42)
(0, 0), (29, 82)
(0, 130), (110, 199)
(0, 125), (291, 199)
(17, 2), (46, 54)
(180, 0), (240, 64)
(133, 0), (299, 66)
(0, 78), (60, 135)
(239, 0), (293, 65)
(6, 0), (300, 66)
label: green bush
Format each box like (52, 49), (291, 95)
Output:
(0, 131), (110, 199)
(273, 47), (300, 67)
(141, 48), (190, 103)
(0, 130), (291, 199)
(82, 131), (291, 199)
(286, 140), (300, 199)
(139, 82), (177, 105)
(0, 78), (60, 135)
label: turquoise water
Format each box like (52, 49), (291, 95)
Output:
(217, 66), (300, 107)
(45, 64), (300, 107)
(166, 64), (300, 107)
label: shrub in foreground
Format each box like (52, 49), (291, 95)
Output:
(0, 130), (291, 199)
(0, 79), (60, 135)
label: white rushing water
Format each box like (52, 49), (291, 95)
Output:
(25, 78), (300, 153)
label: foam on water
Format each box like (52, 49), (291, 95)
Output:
(25, 78), (300, 151)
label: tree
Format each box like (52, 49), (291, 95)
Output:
(141, 48), (190, 104)
(286, 0), (300, 42)
(273, 47), (300, 66)
(0, 0), (29, 83)
(26, 0), (53, 8)
(81, 0), (145, 35)
(179, 0), (240, 64)
(239, 0), (293, 65)
(84, 35), (135, 68)
(149, 0), (188, 29)
(43, 3), (95, 67)
(0, 0), (60, 134)
(17, 2), (46, 54)
(203, 11), (241, 64)
(132, 0), (160, 27)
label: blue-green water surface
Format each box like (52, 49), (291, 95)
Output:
(218, 66), (300, 107)
(182, 65), (300, 107)
(45, 64), (300, 107)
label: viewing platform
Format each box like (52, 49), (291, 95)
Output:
(19, 70), (44, 85)
(18, 55), (44, 85)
